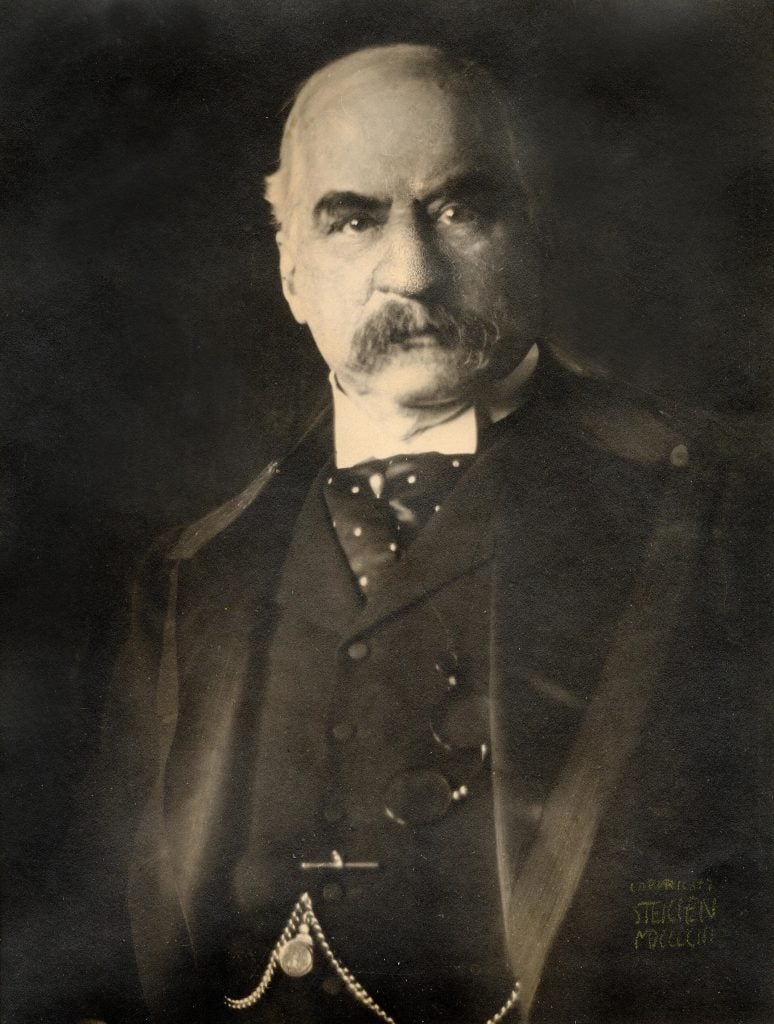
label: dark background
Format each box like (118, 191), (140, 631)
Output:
(2, 0), (772, 1016)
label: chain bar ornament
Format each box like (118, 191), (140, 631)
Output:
(224, 892), (521, 1024)
(300, 849), (380, 870)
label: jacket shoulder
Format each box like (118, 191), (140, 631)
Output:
(165, 401), (332, 563)
(537, 352), (721, 475)
(165, 459), (281, 562)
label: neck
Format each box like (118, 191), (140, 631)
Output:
(333, 379), (472, 443)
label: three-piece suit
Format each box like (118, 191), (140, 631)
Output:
(61, 353), (770, 1024)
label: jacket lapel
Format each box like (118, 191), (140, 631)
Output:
(273, 466), (364, 635)
(162, 434), (329, 926)
(483, 414), (669, 1016)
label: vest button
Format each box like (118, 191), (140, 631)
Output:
(669, 443), (690, 468)
(346, 640), (370, 661)
(331, 721), (356, 743)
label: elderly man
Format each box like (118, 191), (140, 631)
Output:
(58, 43), (767, 1024)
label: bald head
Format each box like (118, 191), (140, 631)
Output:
(265, 44), (527, 234)
(265, 43), (543, 416)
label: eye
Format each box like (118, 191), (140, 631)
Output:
(330, 213), (380, 235)
(435, 202), (481, 228)
(437, 204), (462, 223)
(345, 215), (375, 233)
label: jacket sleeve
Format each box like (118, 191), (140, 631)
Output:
(25, 533), (181, 1024)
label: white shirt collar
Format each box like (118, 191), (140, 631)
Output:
(332, 344), (540, 468)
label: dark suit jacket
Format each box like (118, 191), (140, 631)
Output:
(52, 358), (772, 1024)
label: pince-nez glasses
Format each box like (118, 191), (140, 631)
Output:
(383, 651), (491, 827)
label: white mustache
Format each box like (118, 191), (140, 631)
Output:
(349, 301), (501, 371)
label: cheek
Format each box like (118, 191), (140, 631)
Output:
(294, 259), (371, 362)
(487, 219), (538, 272)
(485, 231), (542, 305)
(298, 250), (371, 319)
(446, 240), (517, 305)
(442, 241), (488, 295)
(449, 240), (542, 330)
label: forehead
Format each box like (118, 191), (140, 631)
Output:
(290, 69), (513, 205)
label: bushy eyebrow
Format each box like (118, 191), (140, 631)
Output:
(313, 192), (390, 224)
(421, 171), (506, 206)
(311, 173), (516, 226)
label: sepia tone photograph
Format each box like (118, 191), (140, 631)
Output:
(2, 1), (772, 1022)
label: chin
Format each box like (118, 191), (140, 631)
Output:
(345, 350), (483, 408)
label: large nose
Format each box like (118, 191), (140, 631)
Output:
(372, 215), (446, 299)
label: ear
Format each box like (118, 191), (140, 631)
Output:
(277, 230), (307, 325)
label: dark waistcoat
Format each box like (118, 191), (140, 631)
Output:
(189, 446), (528, 1024)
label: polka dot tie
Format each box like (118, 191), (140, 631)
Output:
(324, 453), (473, 598)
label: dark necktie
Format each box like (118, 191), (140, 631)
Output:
(324, 453), (473, 597)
